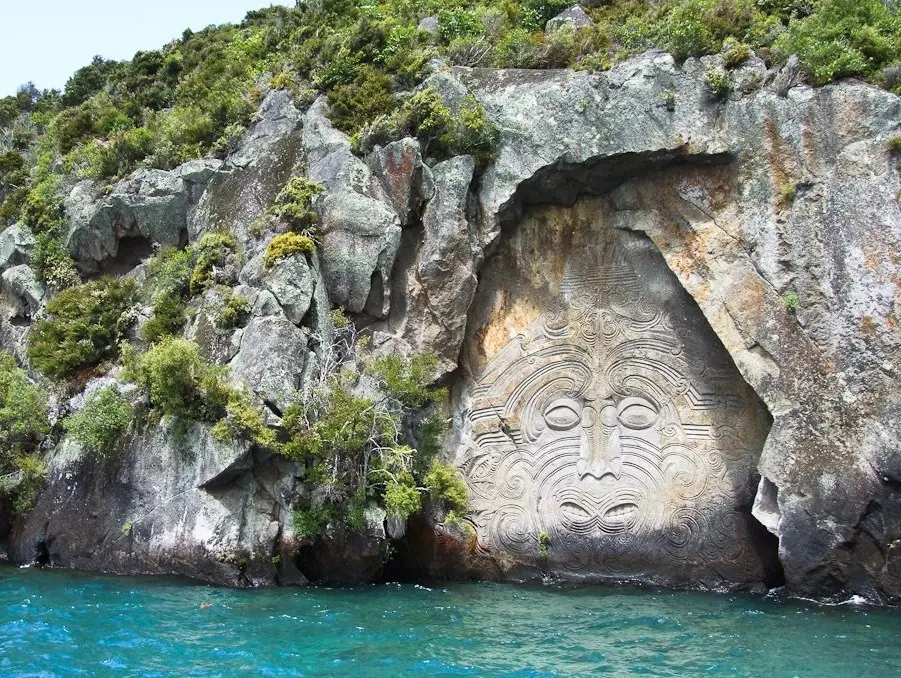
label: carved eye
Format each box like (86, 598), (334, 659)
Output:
(543, 397), (582, 430)
(617, 397), (658, 429)
(559, 502), (593, 523)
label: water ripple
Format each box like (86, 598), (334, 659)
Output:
(0, 567), (899, 677)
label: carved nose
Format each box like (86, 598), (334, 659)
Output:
(577, 419), (622, 480)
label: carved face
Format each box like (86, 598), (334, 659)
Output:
(460, 236), (765, 575)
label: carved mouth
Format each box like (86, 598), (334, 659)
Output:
(604, 503), (638, 523)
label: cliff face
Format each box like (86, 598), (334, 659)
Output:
(3, 51), (900, 601)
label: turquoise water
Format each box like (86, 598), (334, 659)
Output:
(1, 566), (900, 677)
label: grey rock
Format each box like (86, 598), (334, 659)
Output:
(240, 252), (314, 325)
(545, 6), (593, 33)
(366, 138), (435, 225)
(189, 90), (304, 249)
(380, 156), (476, 372)
(1, 265), (44, 316)
(317, 191), (401, 316)
(0, 224), (34, 269)
(303, 99), (402, 315)
(9, 422), (296, 587)
(65, 158), (219, 272)
(228, 316), (309, 411)
(418, 15), (438, 35)
(442, 55), (901, 601)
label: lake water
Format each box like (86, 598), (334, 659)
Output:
(1, 566), (899, 677)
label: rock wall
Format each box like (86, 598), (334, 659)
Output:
(3, 51), (900, 602)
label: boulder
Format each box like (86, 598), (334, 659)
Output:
(366, 137), (435, 226)
(189, 89), (305, 251)
(0, 224), (34, 269)
(9, 423), (298, 587)
(240, 252), (314, 326)
(1, 265), (43, 317)
(545, 6), (593, 33)
(228, 316), (309, 412)
(303, 98), (402, 316)
(65, 159), (220, 272)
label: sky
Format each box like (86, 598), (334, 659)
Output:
(0, 0), (294, 97)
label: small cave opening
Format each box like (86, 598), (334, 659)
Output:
(380, 516), (441, 583)
(34, 540), (50, 567)
(97, 236), (155, 277)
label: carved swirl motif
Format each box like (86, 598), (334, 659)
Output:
(460, 234), (766, 580)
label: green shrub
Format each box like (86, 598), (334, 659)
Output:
(142, 290), (187, 343)
(437, 10), (484, 43)
(293, 504), (335, 540)
(326, 66), (398, 135)
(722, 38), (752, 68)
(0, 352), (49, 459)
(268, 177), (324, 231)
(704, 66), (731, 98)
(783, 291), (800, 311)
(384, 475), (422, 519)
(492, 28), (543, 68)
(212, 392), (277, 449)
(424, 460), (468, 512)
(189, 231), (236, 295)
(131, 337), (228, 420)
(0, 353), (50, 514)
(215, 293), (251, 330)
(886, 136), (901, 154)
(27, 278), (136, 380)
(366, 354), (446, 408)
(66, 386), (134, 456)
(773, 0), (901, 85)
(455, 95), (501, 168)
(32, 232), (80, 290)
(264, 232), (315, 268)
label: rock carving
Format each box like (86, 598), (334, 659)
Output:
(461, 228), (770, 579)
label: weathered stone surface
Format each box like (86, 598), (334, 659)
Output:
(366, 137), (435, 225)
(189, 89), (305, 251)
(228, 316), (308, 411)
(545, 6), (593, 33)
(417, 15), (438, 35)
(0, 224), (34, 269)
(455, 203), (776, 588)
(1, 265), (44, 317)
(303, 98), (402, 316)
(65, 159), (220, 271)
(375, 156), (477, 372)
(9, 423), (300, 586)
(441, 54), (901, 601)
(6, 51), (901, 601)
(240, 252), (314, 326)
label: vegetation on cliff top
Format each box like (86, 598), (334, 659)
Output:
(0, 0), (897, 291)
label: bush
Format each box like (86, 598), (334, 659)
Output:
(215, 293), (251, 330)
(704, 66), (731, 98)
(142, 290), (187, 343)
(326, 66), (398, 135)
(773, 0), (901, 85)
(722, 38), (752, 68)
(366, 354), (446, 408)
(27, 278), (136, 380)
(264, 232), (315, 268)
(66, 386), (134, 456)
(0, 353), (49, 514)
(131, 337), (228, 420)
(268, 177), (324, 231)
(189, 232), (236, 295)
(424, 460), (468, 512)
(0, 352), (49, 460)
